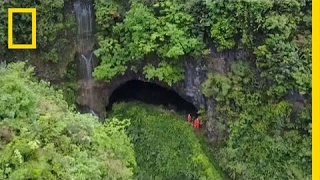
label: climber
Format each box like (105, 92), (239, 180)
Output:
(193, 118), (200, 129)
(187, 114), (192, 123)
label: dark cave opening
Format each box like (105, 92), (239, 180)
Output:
(106, 80), (198, 117)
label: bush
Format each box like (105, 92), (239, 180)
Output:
(93, 0), (206, 85)
(0, 62), (136, 179)
(110, 101), (222, 180)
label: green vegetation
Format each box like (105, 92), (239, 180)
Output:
(0, 0), (312, 179)
(202, 61), (311, 180)
(200, 1), (311, 179)
(0, 0), (78, 106)
(0, 0), (76, 62)
(58, 61), (78, 107)
(0, 62), (136, 179)
(110, 102), (222, 180)
(0, 62), (222, 180)
(93, 0), (207, 85)
(94, 0), (311, 179)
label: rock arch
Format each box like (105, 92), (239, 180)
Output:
(105, 79), (198, 116)
(75, 58), (207, 119)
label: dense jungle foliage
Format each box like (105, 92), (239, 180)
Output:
(110, 102), (221, 180)
(0, 62), (222, 180)
(0, 0), (76, 62)
(94, 0), (311, 179)
(0, 62), (136, 179)
(0, 0), (312, 179)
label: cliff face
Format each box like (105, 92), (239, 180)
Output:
(6, 0), (248, 142)
(4, 1), (309, 179)
(0, 0), (78, 83)
(21, 0), (246, 141)
(74, 46), (246, 142)
(0, 0), (243, 144)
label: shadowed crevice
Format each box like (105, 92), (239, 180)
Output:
(106, 80), (198, 116)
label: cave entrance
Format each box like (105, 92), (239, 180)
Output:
(106, 80), (198, 116)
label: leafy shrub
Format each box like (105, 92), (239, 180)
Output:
(93, 0), (206, 85)
(0, 0), (76, 62)
(0, 62), (136, 179)
(200, 1), (311, 179)
(202, 61), (311, 180)
(110, 101), (222, 180)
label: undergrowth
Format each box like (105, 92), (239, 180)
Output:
(110, 101), (222, 180)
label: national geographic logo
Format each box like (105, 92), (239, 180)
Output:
(7, 8), (36, 49)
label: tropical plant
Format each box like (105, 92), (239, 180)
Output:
(0, 62), (137, 179)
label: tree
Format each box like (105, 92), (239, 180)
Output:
(0, 62), (137, 179)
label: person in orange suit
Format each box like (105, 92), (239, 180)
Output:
(187, 114), (192, 123)
(194, 118), (200, 129)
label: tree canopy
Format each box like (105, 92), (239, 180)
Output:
(0, 0), (312, 179)
(0, 62), (136, 179)
(94, 1), (311, 178)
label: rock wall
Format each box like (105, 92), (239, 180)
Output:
(75, 47), (246, 142)
(69, 0), (248, 141)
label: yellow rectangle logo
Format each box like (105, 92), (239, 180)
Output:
(8, 8), (36, 49)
